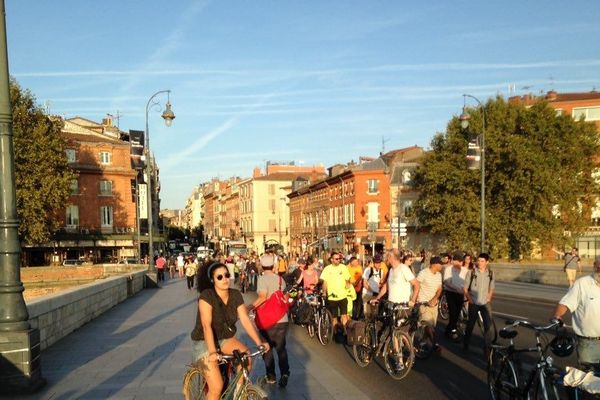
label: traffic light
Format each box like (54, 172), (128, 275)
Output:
(399, 222), (407, 237)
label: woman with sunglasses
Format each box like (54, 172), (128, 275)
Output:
(191, 262), (268, 400)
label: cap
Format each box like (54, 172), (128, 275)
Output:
(259, 254), (275, 267)
(373, 254), (382, 263)
(430, 256), (443, 265)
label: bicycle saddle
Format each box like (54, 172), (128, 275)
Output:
(499, 329), (518, 339)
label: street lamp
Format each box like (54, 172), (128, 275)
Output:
(459, 94), (486, 254)
(0, 0), (44, 391)
(145, 90), (175, 276)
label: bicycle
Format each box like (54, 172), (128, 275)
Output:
(182, 346), (268, 400)
(404, 301), (436, 360)
(455, 300), (498, 344)
(487, 319), (562, 400)
(352, 300), (415, 380)
(302, 286), (333, 345)
(438, 292), (449, 320)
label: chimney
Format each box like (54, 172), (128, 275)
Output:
(546, 90), (558, 101)
(252, 167), (262, 178)
(102, 114), (113, 127)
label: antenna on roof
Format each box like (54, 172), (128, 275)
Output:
(549, 75), (555, 90)
(44, 100), (51, 114)
(381, 136), (390, 155)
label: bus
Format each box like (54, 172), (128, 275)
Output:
(227, 241), (248, 256)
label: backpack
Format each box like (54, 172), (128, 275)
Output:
(346, 320), (367, 346)
(294, 302), (314, 325)
(467, 269), (493, 292)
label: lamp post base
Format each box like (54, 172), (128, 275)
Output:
(0, 328), (46, 394)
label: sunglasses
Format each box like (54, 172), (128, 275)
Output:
(215, 272), (231, 281)
(332, 257), (341, 261)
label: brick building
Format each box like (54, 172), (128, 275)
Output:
(23, 116), (143, 266)
(289, 157), (391, 258)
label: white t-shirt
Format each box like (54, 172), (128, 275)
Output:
(176, 255), (184, 267)
(417, 268), (442, 303)
(559, 275), (600, 337)
(443, 265), (468, 293)
(387, 264), (415, 303)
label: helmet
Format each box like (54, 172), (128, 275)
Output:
(549, 334), (576, 357)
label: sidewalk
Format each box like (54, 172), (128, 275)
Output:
(14, 278), (370, 400)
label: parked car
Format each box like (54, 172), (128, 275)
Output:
(62, 259), (83, 266)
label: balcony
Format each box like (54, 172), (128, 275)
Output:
(327, 223), (355, 233)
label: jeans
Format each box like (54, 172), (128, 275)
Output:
(464, 303), (493, 348)
(445, 291), (464, 336)
(259, 322), (289, 378)
(157, 268), (165, 282)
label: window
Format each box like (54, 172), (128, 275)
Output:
(100, 206), (113, 227)
(350, 204), (355, 223)
(367, 202), (379, 223)
(99, 180), (112, 196)
(572, 106), (600, 121)
(268, 184), (275, 195)
(555, 109), (563, 116)
(269, 219), (276, 232)
(65, 149), (76, 163)
(66, 205), (79, 228)
(403, 200), (414, 216)
(269, 199), (276, 212)
(70, 179), (79, 195)
(402, 170), (412, 184)
(367, 179), (379, 194)
(99, 151), (112, 164)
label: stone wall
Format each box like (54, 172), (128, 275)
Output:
(491, 263), (593, 287)
(21, 264), (145, 284)
(25, 270), (147, 350)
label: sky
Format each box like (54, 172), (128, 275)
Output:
(6, 1), (600, 209)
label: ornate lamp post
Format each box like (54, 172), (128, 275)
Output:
(460, 94), (486, 254)
(145, 91), (175, 277)
(0, 0), (44, 392)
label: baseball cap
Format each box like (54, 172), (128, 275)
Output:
(259, 254), (275, 267)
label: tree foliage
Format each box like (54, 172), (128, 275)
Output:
(11, 79), (76, 245)
(413, 96), (599, 259)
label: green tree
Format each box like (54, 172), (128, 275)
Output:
(11, 79), (76, 245)
(413, 96), (599, 259)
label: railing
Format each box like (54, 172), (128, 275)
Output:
(327, 223), (355, 233)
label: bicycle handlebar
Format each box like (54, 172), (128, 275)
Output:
(218, 346), (267, 363)
(503, 319), (562, 332)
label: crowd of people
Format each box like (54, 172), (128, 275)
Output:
(184, 246), (599, 398)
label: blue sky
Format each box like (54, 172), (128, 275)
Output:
(6, 1), (600, 209)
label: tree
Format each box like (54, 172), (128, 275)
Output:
(11, 79), (76, 245)
(413, 96), (599, 259)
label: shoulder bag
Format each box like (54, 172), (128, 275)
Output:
(255, 276), (289, 331)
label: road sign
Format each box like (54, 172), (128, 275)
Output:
(399, 222), (407, 237)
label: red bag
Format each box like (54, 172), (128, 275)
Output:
(255, 276), (289, 330)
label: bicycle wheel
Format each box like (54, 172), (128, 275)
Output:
(413, 325), (434, 360)
(438, 294), (449, 320)
(477, 314), (498, 345)
(487, 348), (518, 400)
(352, 323), (374, 367)
(382, 329), (414, 380)
(532, 371), (560, 400)
(317, 309), (333, 346)
(182, 367), (207, 400)
(239, 384), (268, 400)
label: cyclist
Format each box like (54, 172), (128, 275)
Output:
(347, 256), (364, 320)
(552, 258), (600, 369)
(373, 249), (419, 306)
(191, 262), (269, 400)
(296, 256), (320, 294)
(462, 253), (495, 353)
(321, 252), (351, 337)
(443, 251), (468, 339)
(416, 255), (443, 353)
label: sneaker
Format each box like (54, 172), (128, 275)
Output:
(264, 375), (276, 384)
(279, 374), (289, 388)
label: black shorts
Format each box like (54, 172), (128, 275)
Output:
(327, 298), (348, 317)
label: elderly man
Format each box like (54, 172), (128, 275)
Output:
(553, 259), (600, 368)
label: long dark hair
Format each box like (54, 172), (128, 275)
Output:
(196, 259), (225, 293)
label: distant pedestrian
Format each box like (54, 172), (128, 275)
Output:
(168, 255), (176, 279)
(155, 254), (166, 283)
(177, 253), (185, 278)
(463, 253), (495, 353)
(347, 257), (364, 320)
(185, 257), (197, 290)
(553, 247), (581, 287)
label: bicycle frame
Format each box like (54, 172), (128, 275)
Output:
(218, 348), (266, 400)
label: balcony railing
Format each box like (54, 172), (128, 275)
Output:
(327, 223), (356, 233)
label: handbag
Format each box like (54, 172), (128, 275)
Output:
(255, 276), (289, 330)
